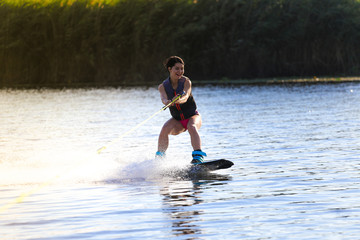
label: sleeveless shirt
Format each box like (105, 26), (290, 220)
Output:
(162, 76), (197, 121)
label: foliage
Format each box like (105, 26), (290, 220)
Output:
(1, 0), (360, 87)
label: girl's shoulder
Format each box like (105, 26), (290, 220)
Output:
(182, 76), (191, 83)
(159, 77), (170, 90)
(158, 83), (165, 91)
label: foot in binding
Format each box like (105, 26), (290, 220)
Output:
(191, 150), (207, 165)
(155, 151), (166, 160)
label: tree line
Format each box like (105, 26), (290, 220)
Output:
(1, 0), (360, 87)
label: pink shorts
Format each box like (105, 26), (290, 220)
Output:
(180, 119), (190, 130)
(179, 112), (199, 130)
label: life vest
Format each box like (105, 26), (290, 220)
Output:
(162, 76), (197, 121)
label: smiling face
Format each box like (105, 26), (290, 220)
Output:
(168, 63), (184, 81)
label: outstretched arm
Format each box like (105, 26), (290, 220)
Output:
(158, 83), (171, 106)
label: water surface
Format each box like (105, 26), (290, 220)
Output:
(1, 83), (360, 239)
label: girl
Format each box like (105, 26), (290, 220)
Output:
(156, 56), (206, 164)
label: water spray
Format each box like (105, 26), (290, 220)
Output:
(0, 92), (183, 214)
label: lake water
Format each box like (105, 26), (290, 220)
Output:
(1, 83), (360, 239)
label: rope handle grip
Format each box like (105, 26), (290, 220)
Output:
(161, 91), (185, 111)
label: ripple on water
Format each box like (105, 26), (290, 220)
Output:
(1, 83), (360, 239)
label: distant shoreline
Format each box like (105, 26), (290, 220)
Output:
(193, 76), (360, 85)
(1, 76), (360, 89)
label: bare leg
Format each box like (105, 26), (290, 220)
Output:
(187, 114), (202, 150)
(157, 118), (185, 152)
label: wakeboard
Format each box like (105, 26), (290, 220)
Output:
(189, 159), (234, 172)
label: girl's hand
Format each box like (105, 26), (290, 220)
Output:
(162, 98), (171, 106)
(172, 92), (184, 104)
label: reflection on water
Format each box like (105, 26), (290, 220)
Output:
(1, 83), (360, 239)
(160, 174), (232, 238)
(161, 181), (203, 237)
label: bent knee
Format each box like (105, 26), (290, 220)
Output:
(161, 122), (185, 136)
(187, 123), (199, 133)
(160, 127), (170, 136)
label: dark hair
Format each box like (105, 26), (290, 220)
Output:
(164, 56), (184, 69)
